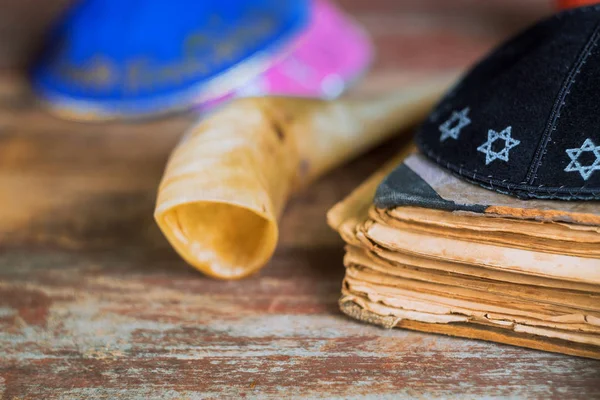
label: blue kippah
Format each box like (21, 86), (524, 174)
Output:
(31, 0), (309, 119)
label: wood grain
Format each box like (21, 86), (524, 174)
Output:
(1, 0), (599, 398)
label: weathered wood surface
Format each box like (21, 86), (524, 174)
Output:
(1, 1), (599, 398)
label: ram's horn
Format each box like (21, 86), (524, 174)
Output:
(155, 76), (455, 279)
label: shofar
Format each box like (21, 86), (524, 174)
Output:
(155, 76), (454, 279)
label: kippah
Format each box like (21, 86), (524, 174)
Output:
(415, 5), (600, 200)
(31, 0), (308, 119)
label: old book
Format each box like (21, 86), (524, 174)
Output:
(328, 152), (600, 359)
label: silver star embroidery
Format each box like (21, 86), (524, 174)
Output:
(477, 126), (520, 165)
(564, 138), (600, 181)
(439, 107), (471, 142)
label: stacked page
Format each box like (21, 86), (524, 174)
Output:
(328, 153), (600, 359)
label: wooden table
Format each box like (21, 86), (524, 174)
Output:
(1, 1), (599, 398)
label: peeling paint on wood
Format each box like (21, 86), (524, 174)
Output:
(1, 0), (599, 398)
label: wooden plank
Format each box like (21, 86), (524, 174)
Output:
(0, 0), (73, 68)
(1, 0), (599, 398)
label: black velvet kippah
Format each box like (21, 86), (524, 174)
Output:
(415, 5), (600, 200)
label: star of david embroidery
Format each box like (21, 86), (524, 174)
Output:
(564, 138), (600, 181)
(477, 126), (520, 165)
(439, 107), (471, 142)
